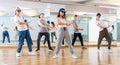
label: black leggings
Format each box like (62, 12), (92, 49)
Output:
(36, 32), (52, 50)
(72, 33), (84, 46)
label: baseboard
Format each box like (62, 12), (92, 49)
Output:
(0, 44), (117, 48)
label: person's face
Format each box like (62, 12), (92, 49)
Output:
(74, 16), (78, 20)
(60, 11), (65, 16)
(51, 24), (54, 27)
(40, 14), (44, 19)
(16, 10), (21, 15)
(96, 15), (100, 20)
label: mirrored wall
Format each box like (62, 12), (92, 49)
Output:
(0, 12), (119, 46)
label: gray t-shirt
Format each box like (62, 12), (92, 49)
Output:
(73, 20), (79, 33)
(38, 19), (48, 32)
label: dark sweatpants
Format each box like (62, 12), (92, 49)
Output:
(98, 28), (111, 50)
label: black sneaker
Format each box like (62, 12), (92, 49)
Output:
(48, 48), (54, 51)
(36, 49), (40, 52)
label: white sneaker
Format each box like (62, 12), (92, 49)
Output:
(28, 52), (36, 56)
(16, 53), (20, 57)
(53, 54), (59, 58)
(97, 49), (101, 53)
(72, 54), (78, 59)
(108, 49), (112, 53)
(48, 49), (53, 52)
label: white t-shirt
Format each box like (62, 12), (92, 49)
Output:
(14, 15), (28, 31)
(96, 20), (108, 31)
(1, 24), (8, 31)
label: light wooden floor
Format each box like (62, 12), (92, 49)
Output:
(0, 46), (120, 65)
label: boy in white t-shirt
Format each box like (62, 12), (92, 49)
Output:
(96, 13), (111, 52)
(14, 7), (35, 57)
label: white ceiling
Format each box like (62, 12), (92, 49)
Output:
(20, 0), (120, 9)
(0, 0), (118, 16)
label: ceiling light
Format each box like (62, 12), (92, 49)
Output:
(22, 9), (39, 17)
(99, 5), (118, 9)
(103, 0), (120, 6)
(0, 11), (7, 16)
(73, 11), (87, 15)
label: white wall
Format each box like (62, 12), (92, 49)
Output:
(89, 17), (99, 42)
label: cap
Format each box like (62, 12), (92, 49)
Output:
(59, 8), (65, 12)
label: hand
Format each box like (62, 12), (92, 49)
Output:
(66, 22), (72, 26)
(27, 21), (31, 24)
(50, 24), (54, 28)
(49, 26), (53, 28)
(4, 27), (8, 29)
(48, 25), (53, 28)
(107, 25), (110, 28)
(78, 28), (84, 30)
(29, 28), (34, 30)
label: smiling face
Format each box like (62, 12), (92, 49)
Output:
(60, 10), (65, 17)
(39, 14), (45, 19)
(15, 9), (21, 16)
(96, 15), (101, 20)
(96, 13), (101, 21)
(74, 15), (78, 20)
(57, 9), (66, 19)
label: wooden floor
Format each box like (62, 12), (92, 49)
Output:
(0, 46), (120, 65)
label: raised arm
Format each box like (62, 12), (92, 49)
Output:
(16, 20), (30, 25)
(73, 23), (83, 30)
(97, 23), (109, 28)
(56, 18), (72, 26)
(38, 21), (50, 28)
(56, 18), (67, 25)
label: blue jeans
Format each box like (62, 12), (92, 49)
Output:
(2, 31), (10, 43)
(17, 30), (33, 53)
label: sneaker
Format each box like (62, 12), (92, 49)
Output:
(8, 43), (10, 46)
(48, 48), (54, 52)
(16, 53), (20, 57)
(53, 54), (59, 58)
(28, 52), (36, 56)
(108, 49), (112, 53)
(82, 46), (87, 49)
(97, 49), (101, 53)
(36, 49), (40, 53)
(72, 54), (78, 59)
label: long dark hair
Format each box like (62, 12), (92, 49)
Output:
(57, 11), (66, 19)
